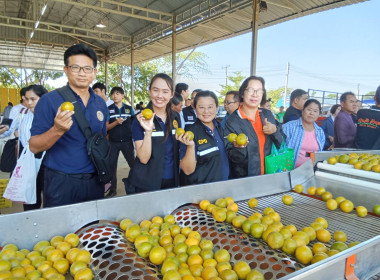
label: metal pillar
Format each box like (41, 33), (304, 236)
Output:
(172, 17), (176, 85)
(131, 38), (135, 108)
(104, 51), (109, 93)
(250, 0), (259, 76)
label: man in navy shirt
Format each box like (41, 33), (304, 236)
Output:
(29, 44), (108, 207)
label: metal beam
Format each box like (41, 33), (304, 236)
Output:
(51, 0), (173, 24)
(250, 0), (259, 76)
(0, 15), (130, 43)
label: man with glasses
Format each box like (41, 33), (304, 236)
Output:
(29, 44), (109, 207)
(221, 91), (239, 128)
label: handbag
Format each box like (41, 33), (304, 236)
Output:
(0, 108), (28, 172)
(265, 142), (294, 174)
(56, 86), (112, 183)
(3, 145), (45, 204)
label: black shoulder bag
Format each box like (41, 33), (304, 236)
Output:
(57, 86), (112, 183)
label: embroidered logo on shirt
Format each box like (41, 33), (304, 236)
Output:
(126, 109), (130, 113)
(97, 111), (104, 121)
(109, 109), (115, 113)
(198, 139), (208, 145)
(188, 116), (194, 120)
(173, 120), (178, 129)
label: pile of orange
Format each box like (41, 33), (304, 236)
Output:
(327, 152), (380, 173)
(0, 233), (93, 280)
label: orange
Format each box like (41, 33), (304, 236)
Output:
(46, 249), (64, 263)
(333, 231), (347, 242)
(137, 242), (153, 258)
(247, 198), (258, 208)
(164, 215), (176, 225)
(185, 237), (199, 248)
(36, 261), (52, 273)
(69, 261), (87, 277)
(283, 224), (297, 235)
(151, 216), (164, 224)
(327, 249), (340, 257)
(293, 231), (310, 245)
(187, 254), (203, 266)
(225, 197), (234, 205)
(134, 234), (151, 248)
(233, 261), (250, 279)
(125, 224), (141, 242)
(119, 218), (133, 231)
(75, 250), (91, 264)
(294, 184), (303, 193)
(149, 246), (166, 265)
(226, 133), (237, 143)
(282, 195), (293, 205)
(42, 246), (55, 258)
(232, 215), (246, 228)
(261, 216), (274, 226)
(53, 258), (69, 274)
(321, 192), (333, 202)
(312, 242), (328, 254)
(372, 165), (380, 173)
(187, 245), (201, 256)
(0, 271), (12, 280)
(356, 206), (368, 217)
(201, 266), (218, 280)
(235, 133), (248, 146)
(282, 238), (297, 255)
(199, 239), (213, 251)
(181, 227), (192, 237)
(74, 268), (93, 280)
(316, 229), (331, 243)
(340, 200), (354, 213)
(349, 242), (360, 248)
(216, 262), (232, 274)
(213, 208), (227, 222)
(42, 267), (58, 279)
(339, 154), (349, 164)
(267, 232), (284, 249)
(268, 212), (281, 223)
(185, 131), (194, 141)
(316, 187), (326, 196)
(295, 246), (313, 265)
(140, 219), (152, 229)
(219, 269), (238, 280)
(159, 235), (173, 247)
(311, 253), (328, 264)
(314, 217), (328, 229)
(33, 241), (51, 253)
(0, 260), (11, 272)
(173, 234), (186, 245)
(241, 220), (254, 234)
(142, 108), (153, 120)
(251, 212), (263, 220)
(354, 162), (364, 170)
(215, 198), (227, 208)
(227, 203), (238, 212)
(188, 231), (201, 241)
(302, 227), (316, 241)
(327, 157), (337, 165)
(206, 204), (216, 214)
(26, 270), (41, 280)
(292, 236), (306, 248)
(263, 207), (275, 215)
(199, 200), (210, 211)
(246, 270), (265, 280)
(307, 186), (317, 195)
(61, 102), (74, 111)
(170, 225), (181, 237)
(161, 260), (179, 275)
(56, 241), (71, 255)
(373, 205), (380, 215)
(250, 223), (265, 239)
(189, 264), (203, 277)
(330, 241), (348, 252)
(280, 228), (292, 240)
(64, 233), (80, 248)
(326, 199), (338, 210)
(11, 266), (25, 278)
(214, 249), (230, 263)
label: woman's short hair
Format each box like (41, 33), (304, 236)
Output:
(25, 84), (48, 97)
(238, 76), (266, 106)
(303, 99), (322, 112)
(194, 90), (219, 108)
(330, 104), (341, 114)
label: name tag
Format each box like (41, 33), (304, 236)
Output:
(188, 116), (194, 120)
(151, 131), (164, 137)
(172, 129), (176, 135)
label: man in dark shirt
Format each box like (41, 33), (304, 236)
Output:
(181, 89), (202, 129)
(334, 92), (357, 148)
(283, 89), (308, 123)
(355, 86), (380, 149)
(106, 87), (134, 197)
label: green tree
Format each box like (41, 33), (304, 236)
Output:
(218, 71), (245, 96)
(266, 86), (292, 109)
(362, 91), (375, 100)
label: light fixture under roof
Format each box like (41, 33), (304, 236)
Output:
(96, 21), (106, 28)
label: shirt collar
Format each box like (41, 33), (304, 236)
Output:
(238, 106), (261, 121)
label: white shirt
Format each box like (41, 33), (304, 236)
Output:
(0, 107), (28, 138)
(106, 98), (114, 106)
(19, 110), (34, 148)
(9, 103), (26, 120)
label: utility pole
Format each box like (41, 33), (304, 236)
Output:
(357, 83), (360, 99)
(284, 62), (290, 109)
(222, 65), (230, 88)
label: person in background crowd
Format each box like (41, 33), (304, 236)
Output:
(283, 99), (325, 168)
(262, 98), (276, 119)
(175, 83), (189, 103)
(334, 92), (357, 148)
(355, 86), (380, 149)
(352, 100), (363, 124)
(321, 104), (341, 150)
(125, 73), (190, 193)
(171, 93), (184, 113)
(225, 76), (283, 179)
(139, 101), (145, 109)
(283, 89), (309, 123)
(18, 85), (48, 211)
(3, 102), (13, 119)
(106, 87), (135, 197)
(221, 91), (239, 128)
(275, 106), (284, 124)
(185, 99), (191, 107)
(181, 89), (202, 129)
(29, 43), (108, 207)
(179, 91), (229, 184)
(92, 82), (113, 106)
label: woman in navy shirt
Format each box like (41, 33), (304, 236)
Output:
(126, 73), (192, 193)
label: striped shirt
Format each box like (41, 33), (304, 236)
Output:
(282, 118), (325, 163)
(0, 107), (29, 139)
(18, 110), (34, 148)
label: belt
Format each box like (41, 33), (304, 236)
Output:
(46, 167), (97, 179)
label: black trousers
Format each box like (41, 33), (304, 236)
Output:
(23, 166), (44, 211)
(43, 167), (104, 208)
(109, 140), (135, 192)
(127, 178), (176, 194)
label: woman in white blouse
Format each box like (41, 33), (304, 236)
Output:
(20, 84), (48, 211)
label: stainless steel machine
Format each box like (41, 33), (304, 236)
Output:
(1, 153), (380, 280)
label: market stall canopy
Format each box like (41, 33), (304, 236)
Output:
(0, 0), (367, 71)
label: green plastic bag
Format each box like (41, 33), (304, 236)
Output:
(265, 142), (294, 174)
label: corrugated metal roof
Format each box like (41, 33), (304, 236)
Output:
(0, 0), (367, 70)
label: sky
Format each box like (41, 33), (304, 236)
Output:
(180, 0), (380, 96)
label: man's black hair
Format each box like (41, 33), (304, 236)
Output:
(340, 92), (355, 103)
(226, 91), (239, 102)
(25, 84), (48, 98)
(375, 85), (380, 105)
(8, 102), (13, 106)
(92, 82), (106, 92)
(171, 93), (184, 106)
(111, 87), (124, 95)
(175, 83), (189, 94)
(64, 44), (97, 68)
(330, 104), (341, 114)
(290, 89), (308, 105)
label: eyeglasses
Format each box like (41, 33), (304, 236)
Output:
(245, 88), (264, 95)
(224, 101), (237, 105)
(66, 65), (95, 73)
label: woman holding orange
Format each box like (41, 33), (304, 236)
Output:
(125, 73), (192, 193)
(224, 76), (284, 178)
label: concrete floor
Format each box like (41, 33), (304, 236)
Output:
(0, 156), (131, 215)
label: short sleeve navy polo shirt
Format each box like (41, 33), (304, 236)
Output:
(31, 86), (108, 174)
